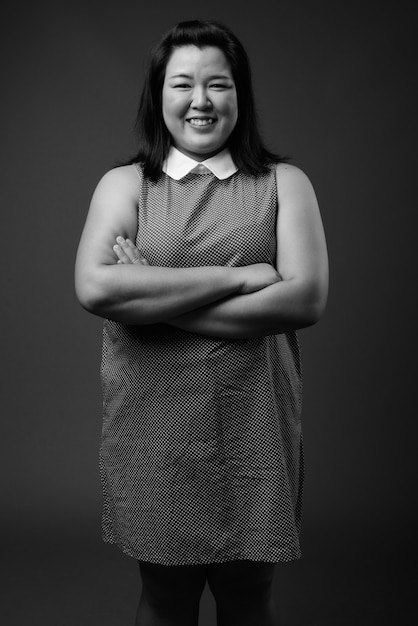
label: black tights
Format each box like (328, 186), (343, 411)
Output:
(135, 561), (205, 626)
(135, 560), (279, 626)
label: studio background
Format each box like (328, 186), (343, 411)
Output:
(2, 1), (416, 624)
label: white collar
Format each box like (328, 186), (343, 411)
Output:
(162, 146), (238, 180)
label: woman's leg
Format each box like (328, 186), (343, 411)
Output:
(135, 561), (207, 626)
(207, 560), (280, 626)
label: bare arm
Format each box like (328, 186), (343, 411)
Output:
(165, 163), (329, 338)
(74, 166), (280, 325)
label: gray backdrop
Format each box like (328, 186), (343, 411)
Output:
(2, 0), (417, 624)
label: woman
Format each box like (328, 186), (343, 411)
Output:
(75, 19), (328, 626)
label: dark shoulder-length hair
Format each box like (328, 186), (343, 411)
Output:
(124, 20), (286, 180)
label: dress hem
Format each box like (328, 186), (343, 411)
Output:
(102, 535), (302, 566)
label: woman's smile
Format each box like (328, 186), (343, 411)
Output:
(162, 45), (238, 160)
(187, 117), (216, 127)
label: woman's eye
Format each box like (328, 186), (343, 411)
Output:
(174, 83), (191, 89)
(210, 84), (228, 89)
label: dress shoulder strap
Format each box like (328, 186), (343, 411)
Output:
(132, 162), (146, 206)
(133, 162), (144, 181)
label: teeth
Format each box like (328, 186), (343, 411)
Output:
(188, 118), (214, 126)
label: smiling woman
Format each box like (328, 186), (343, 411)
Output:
(162, 46), (238, 160)
(74, 18), (328, 626)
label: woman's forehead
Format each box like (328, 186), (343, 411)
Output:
(165, 45), (232, 78)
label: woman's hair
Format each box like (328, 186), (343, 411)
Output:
(125, 20), (285, 179)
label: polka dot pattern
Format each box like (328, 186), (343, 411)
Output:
(99, 165), (303, 564)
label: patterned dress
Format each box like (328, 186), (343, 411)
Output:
(99, 163), (303, 565)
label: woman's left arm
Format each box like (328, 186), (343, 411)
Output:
(118, 164), (329, 339)
(166, 163), (328, 338)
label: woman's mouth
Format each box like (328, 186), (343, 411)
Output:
(187, 118), (215, 127)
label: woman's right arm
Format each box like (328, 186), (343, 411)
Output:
(74, 166), (279, 325)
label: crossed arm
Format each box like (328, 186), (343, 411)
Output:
(75, 163), (328, 339)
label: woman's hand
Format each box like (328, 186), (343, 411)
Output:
(113, 236), (149, 266)
(237, 263), (281, 294)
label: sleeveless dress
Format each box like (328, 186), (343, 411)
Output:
(99, 164), (303, 565)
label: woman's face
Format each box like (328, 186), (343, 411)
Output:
(162, 45), (238, 161)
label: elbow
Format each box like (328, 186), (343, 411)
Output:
(298, 283), (328, 328)
(303, 301), (326, 327)
(74, 269), (110, 317)
(76, 288), (102, 316)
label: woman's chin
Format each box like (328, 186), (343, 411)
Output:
(174, 141), (224, 161)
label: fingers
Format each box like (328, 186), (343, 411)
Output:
(126, 239), (149, 264)
(113, 236), (148, 265)
(113, 242), (131, 264)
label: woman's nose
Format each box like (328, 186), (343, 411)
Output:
(190, 87), (211, 109)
